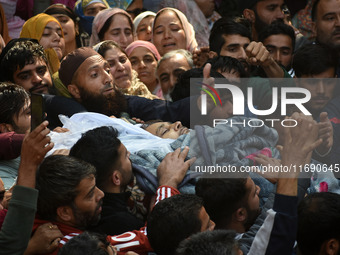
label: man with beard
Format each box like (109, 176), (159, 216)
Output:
(0, 39), (87, 128)
(34, 148), (194, 254)
(59, 47), (192, 127)
(195, 176), (261, 235)
(239, 0), (285, 41)
(69, 126), (144, 235)
(293, 43), (338, 119)
(312, 0), (340, 76)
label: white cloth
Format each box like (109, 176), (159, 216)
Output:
(48, 112), (175, 156)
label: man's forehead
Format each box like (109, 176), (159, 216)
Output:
(264, 34), (293, 47)
(79, 55), (107, 71)
(317, 0), (340, 15)
(18, 57), (48, 72)
(256, 0), (284, 7)
(223, 34), (250, 45)
(159, 55), (188, 71)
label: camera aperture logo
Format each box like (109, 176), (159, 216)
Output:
(199, 82), (312, 128)
(199, 82), (223, 108)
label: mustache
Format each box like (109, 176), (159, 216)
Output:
(96, 199), (103, 211)
(29, 84), (48, 93)
(332, 29), (340, 36)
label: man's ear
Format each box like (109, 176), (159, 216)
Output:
(208, 51), (218, 59)
(0, 123), (14, 133)
(324, 238), (340, 255)
(111, 170), (122, 186)
(235, 207), (247, 222)
(311, 21), (317, 38)
(243, 9), (256, 23)
(68, 84), (81, 99)
(56, 206), (73, 222)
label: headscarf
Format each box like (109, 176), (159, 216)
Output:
(133, 11), (156, 31)
(44, 3), (78, 23)
(74, 0), (109, 35)
(106, 0), (133, 9)
(89, 8), (133, 46)
(20, 14), (64, 74)
(153, 8), (198, 53)
(59, 47), (100, 87)
(20, 13), (64, 41)
(125, 40), (161, 60)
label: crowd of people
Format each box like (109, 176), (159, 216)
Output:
(1, 0), (340, 254)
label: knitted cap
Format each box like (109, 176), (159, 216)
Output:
(59, 47), (100, 86)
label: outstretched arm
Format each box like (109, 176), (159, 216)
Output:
(0, 121), (54, 255)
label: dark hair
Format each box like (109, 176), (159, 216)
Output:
(70, 126), (121, 190)
(176, 230), (238, 255)
(140, 119), (163, 130)
(209, 18), (252, 55)
(312, 0), (321, 22)
(58, 231), (110, 255)
(195, 178), (248, 229)
(98, 13), (133, 41)
(207, 55), (248, 78)
(36, 155), (96, 221)
(147, 194), (204, 255)
(0, 82), (30, 127)
(170, 64), (240, 102)
(293, 43), (338, 77)
(0, 40), (47, 82)
(258, 21), (295, 52)
(44, 4), (84, 48)
(297, 192), (340, 255)
(96, 40), (126, 58)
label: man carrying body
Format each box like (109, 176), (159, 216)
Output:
(69, 126), (144, 235)
(58, 47), (199, 127)
(0, 39), (86, 128)
(34, 147), (194, 254)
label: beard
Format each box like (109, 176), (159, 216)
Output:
(244, 206), (261, 231)
(71, 200), (103, 230)
(79, 87), (128, 117)
(254, 10), (284, 36)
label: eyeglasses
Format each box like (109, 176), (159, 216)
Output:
(126, 8), (147, 17)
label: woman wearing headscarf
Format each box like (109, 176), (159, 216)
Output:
(94, 40), (159, 99)
(126, 40), (163, 98)
(74, 0), (109, 36)
(20, 13), (65, 74)
(158, 0), (221, 48)
(152, 7), (198, 56)
(133, 11), (156, 42)
(44, 4), (83, 55)
(90, 8), (134, 50)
